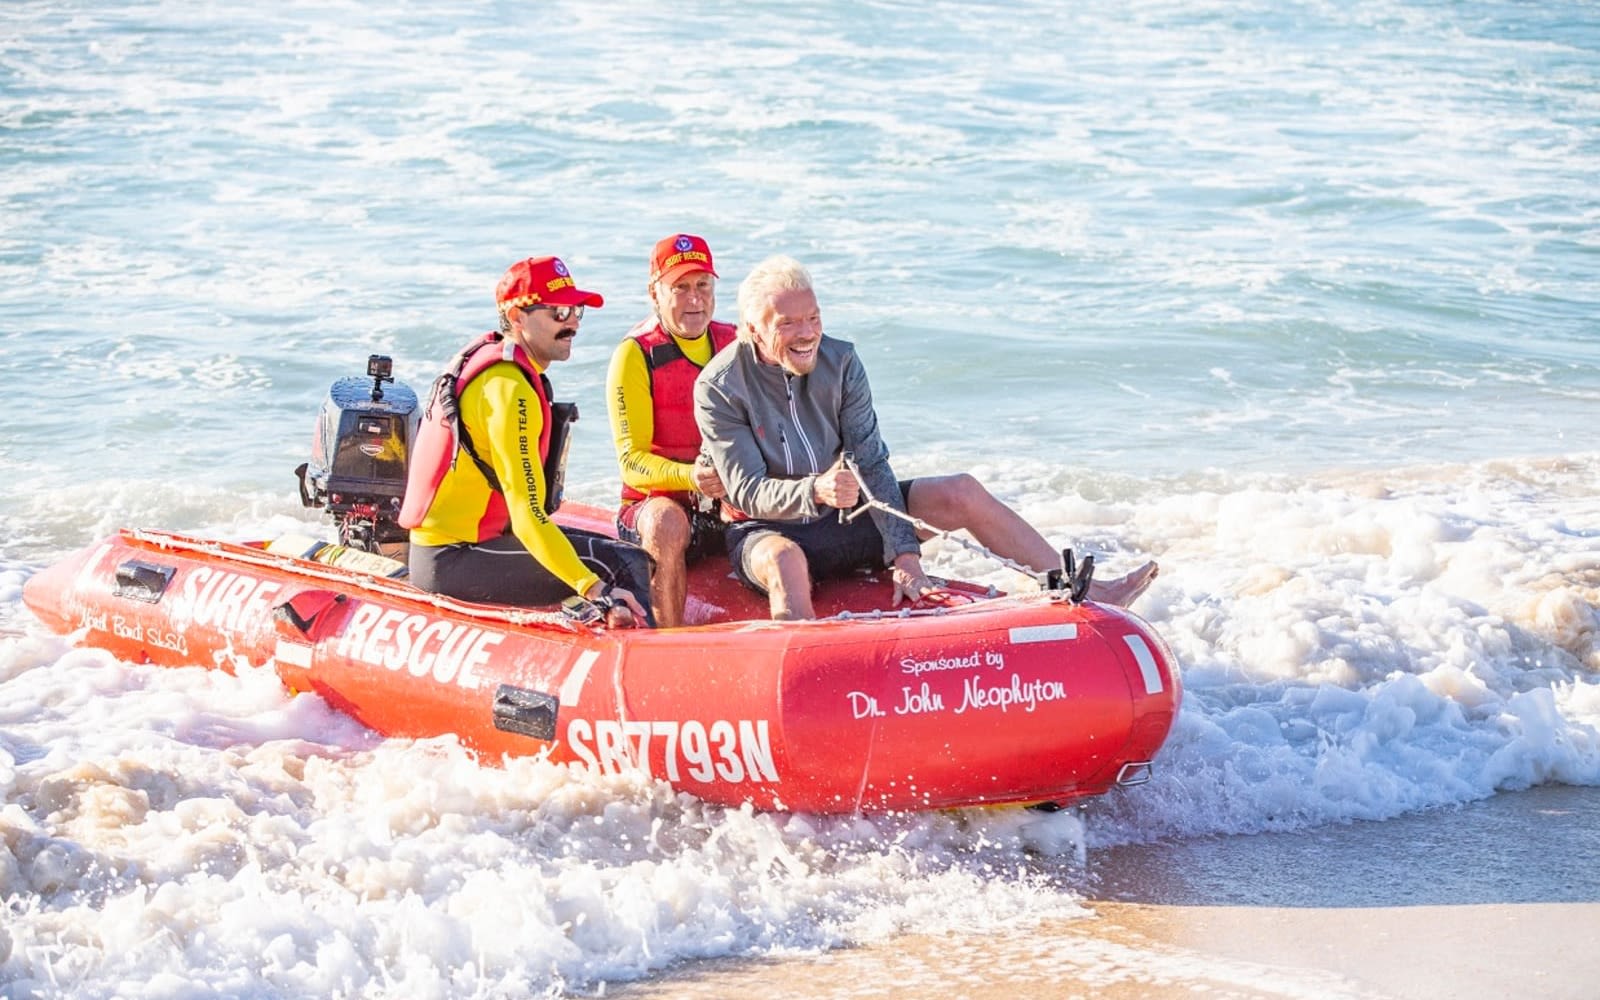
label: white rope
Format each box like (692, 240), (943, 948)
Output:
(125, 528), (579, 630)
(838, 455), (1049, 587)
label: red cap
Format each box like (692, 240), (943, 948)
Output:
(650, 234), (718, 285)
(496, 256), (604, 313)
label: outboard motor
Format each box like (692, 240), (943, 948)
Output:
(296, 354), (419, 554)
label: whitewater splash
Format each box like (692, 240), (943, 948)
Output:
(4, 453), (1599, 995)
(4, 0), (1599, 993)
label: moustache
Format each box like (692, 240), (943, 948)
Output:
(554, 327), (578, 341)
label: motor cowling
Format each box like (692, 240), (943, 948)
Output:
(296, 354), (419, 553)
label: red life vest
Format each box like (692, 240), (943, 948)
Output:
(619, 319), (737, 507)
(399, 332), (558, 540)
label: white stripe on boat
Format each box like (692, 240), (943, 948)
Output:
(273, 639), (312, 668)
(560, 649), (600, 706)
(1123, 634), (1163, 694)
(1008, 623), (1078, 644)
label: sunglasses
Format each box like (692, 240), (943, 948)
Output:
(523, 304), (584, 323)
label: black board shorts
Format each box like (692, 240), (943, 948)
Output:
(725, 479), (916, 594)
(615, 501), (727, 565)
(410, 528), (657, 626)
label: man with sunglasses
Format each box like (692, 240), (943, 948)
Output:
(605, 234), (737, 627)
(695, 255), (1159, 620)
(401, 255), (653, 627)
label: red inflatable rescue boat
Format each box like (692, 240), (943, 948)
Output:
(20, 358), (1181, 813)
(22, 510), (1179, 814)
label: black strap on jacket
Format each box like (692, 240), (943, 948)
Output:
(433, 353), (577, 516)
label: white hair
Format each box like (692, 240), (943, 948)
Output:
(736, 255), (814, 339)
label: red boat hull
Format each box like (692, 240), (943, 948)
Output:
(22, 504), (1181, 813)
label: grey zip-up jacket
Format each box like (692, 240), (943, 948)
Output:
(694, 334), (919, 565)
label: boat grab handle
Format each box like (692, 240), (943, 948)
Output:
(492, 684), (559, 741)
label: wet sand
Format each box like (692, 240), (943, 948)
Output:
(604, 785), (1600, 999)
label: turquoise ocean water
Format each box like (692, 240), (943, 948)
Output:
(2, 2), (1599, 996)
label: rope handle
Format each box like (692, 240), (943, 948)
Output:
(836, 453), (1094, 603)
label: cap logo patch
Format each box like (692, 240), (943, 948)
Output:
(552, 258), (570, 278)
(674, 235), (694, 252)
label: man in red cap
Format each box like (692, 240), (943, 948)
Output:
(401, 255), (653, 626)
(604, 234), (737, 627)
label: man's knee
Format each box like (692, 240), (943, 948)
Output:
(636, 499), (691, 557)
(908, 472), (989, 521)
(748, 535), (808, 591)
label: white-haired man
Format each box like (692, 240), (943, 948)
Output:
(693, 255), (1157, 620)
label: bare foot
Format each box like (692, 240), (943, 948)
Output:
(1087, 560), (1159, 607)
